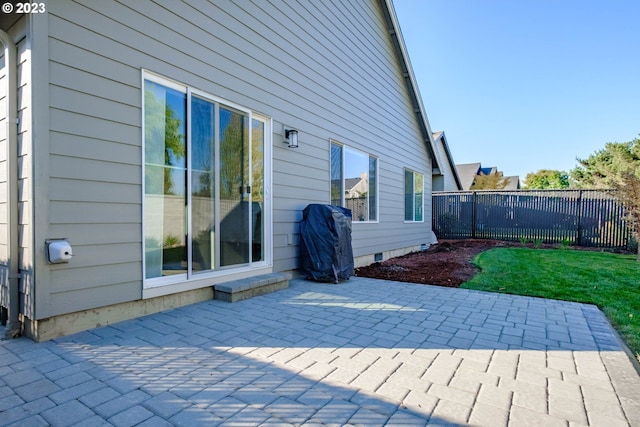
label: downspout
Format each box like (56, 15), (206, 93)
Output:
(0, 29), (21, 338)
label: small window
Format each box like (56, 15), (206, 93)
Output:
(330, 141), (378, 222)
(404, 169), (423, 222)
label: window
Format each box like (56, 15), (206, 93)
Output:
(330, 141), (377, 222)
(404, 169), (423, 222)
(143, 73), (269, 285)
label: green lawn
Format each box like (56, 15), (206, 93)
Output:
(460, 248), (640, 359)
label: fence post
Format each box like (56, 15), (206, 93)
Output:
(471, 191), (477, 239)
(576, 189), (583, 245)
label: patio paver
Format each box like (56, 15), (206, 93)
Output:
(1, 277), (638, 426)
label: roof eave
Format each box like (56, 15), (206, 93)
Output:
(379, 0), (441, 171)
(433, 131), (464, 190)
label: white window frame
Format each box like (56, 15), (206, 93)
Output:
(404, 168), (424, 223)
(141, 70), (272, 291)
(330, 140), (378, 223)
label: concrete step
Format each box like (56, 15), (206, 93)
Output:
(214, 272), (292, 302)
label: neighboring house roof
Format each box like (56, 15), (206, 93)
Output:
(344, 178), (362, 192)
(479, 166), (497, 176)
(380, 0), (441, 172)
(456, 163), (481, 190)
(431, 131), (463, 191)
(455, 162), (521, 190)
(345, 176), (368, 198)
(503, 176), (521, 190)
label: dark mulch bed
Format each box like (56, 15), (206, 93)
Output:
(354, 239), (583, 287)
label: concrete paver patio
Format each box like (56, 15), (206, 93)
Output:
(1, 277), (639, 426)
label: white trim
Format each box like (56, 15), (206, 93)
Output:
(141, 70), (273, 294)
(329, 139), (379, 223)
(143, 265), (273, 299)
(0, 27), (20, 334)
(214, 99), (221, 269)
(403, 168), (425, 223)
(190, 87), (251, 115)
(143, 259), (272, 291)
(247, 110), (253, 263)
(186, 88), (193, 275)
(262, 116), (274, 266)
(250, 113), (273, 266)
(141, 71), (147, 282)
(141, 71), (189, 282)
(142, 70), (187, 92)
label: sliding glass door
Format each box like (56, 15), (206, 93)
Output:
(144, 74), (268, 284)
(190, 95), (216, 272)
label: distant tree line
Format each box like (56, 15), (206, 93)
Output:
(523, 169), (570, 189)
(470, 172), (510, 190)
(522, 136), (640, 260)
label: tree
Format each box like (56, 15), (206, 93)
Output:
(144, 86), (186, 195)
(470, 172), (509, 190)
(523, 169), (570, 189)
(570, 137), (640, 260)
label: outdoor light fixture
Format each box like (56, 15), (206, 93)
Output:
(284, 129), (299, 148)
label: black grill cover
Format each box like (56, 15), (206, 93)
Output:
(300, 204), (354, 283)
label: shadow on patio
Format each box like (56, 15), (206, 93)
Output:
(1, 277), (638, 425)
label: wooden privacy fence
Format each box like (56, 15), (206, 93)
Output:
(432, 189), (632, 248)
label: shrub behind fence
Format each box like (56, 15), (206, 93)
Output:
(433, 189), (632, 248)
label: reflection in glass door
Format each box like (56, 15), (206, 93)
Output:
(251, 119), (265, 263)
(144, 74), (268, 283)
(217, 108), (266, 267)
(190, 96), (216, 272)
(144, 80), (187, 278)
(219, 107), (250, 267)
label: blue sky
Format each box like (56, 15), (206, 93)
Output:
(393, 0), (640, 184)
